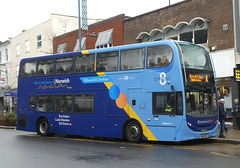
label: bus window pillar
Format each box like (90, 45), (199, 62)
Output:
(171, 85), (176, 116)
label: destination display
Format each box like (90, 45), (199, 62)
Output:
(185, 70), (214, 84)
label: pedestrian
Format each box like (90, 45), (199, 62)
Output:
(219, 99), (227, 138)
(159, 56), (169, 67)
(233, 99), (240, 130)
(217, 88), (224, 100)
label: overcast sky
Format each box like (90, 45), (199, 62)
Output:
(0, 0), (183, 41)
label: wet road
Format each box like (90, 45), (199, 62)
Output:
(1, 129), (240, 168)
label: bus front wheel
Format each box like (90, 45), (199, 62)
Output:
(37, 118), (49, 136)
(125, 120), (142, 143)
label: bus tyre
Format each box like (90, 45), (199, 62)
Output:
(37, 118), (49, 136)
(125, 121), (142, 143)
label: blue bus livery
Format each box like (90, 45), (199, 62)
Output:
(17, 40), (218, 142)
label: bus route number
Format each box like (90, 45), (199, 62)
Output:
(159, 72), (167, 85)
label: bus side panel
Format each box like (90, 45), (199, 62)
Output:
(42, 89), (129, 139)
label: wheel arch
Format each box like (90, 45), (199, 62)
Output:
(122, 118), (143, 140)
(36, 116), (49, 133)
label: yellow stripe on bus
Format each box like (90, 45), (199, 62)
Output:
(124, 104), (157, 141)
(81, 50), (89, 55)
(96, 72), (157, 141)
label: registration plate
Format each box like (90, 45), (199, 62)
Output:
(200, 134), (208, 138)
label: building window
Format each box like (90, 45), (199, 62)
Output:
(16, 44), (20, 56)
(180, 32), (193, 43)
(57, 43), (67, 54)
(5, 70), (8, 85)
(5, 48), (8, 61)
(95, 29), (113, 49)
(25, 40), (30, 53)
(194, 29), (208, 44)
(137, 17), (208, 45)
(74, 37), (86, 51)
(37, 35), (42, 48)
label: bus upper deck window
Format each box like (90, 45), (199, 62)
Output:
(37, 59), (54, 76)
(147, 45), (173, 69)
(179, 43), (212, 71)
(20, 61), (36, 78)
(96, 52), (118, 72)
(75, 54), (95, 73)
(120, 48), (145, 70)
(56, 57), (73, 75)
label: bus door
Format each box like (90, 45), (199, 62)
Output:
(147, 92), (177, 141)
(28, 95), (36, 130)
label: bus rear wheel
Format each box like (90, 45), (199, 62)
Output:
(37, 118), (49, 136)
(125, 120), (142, 143)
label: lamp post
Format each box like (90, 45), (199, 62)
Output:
(78, 0), (82, 51)
(78, 0), (97, 51)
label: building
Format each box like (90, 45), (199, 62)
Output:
(123, 0), (239, 112)
(9, 14), (88, 111)
(0, 40), (10, 115)
(53, 14), (126, 53)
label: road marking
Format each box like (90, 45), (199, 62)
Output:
(173, 147), (199, 151)
(70, 138), (117, 144)
(70, 138), (155, 147)
(210, 152), (229, 157)
(45, 136), (57, 139)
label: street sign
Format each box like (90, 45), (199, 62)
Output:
(0, 78), (5, 87)
(4, 92), (11, 96)
(234, 68), (240, 82)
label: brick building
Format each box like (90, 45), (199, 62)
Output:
(123, 0), (240, 113)
(53, 14), (126, 53)
(123, 0), (234, 50)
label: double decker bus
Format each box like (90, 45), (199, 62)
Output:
(16, 40), (218, 142)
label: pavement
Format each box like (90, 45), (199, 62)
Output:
(0, 125), (16, 130)
(210, 122), (240, 144)
(1, 123), (240, 144)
